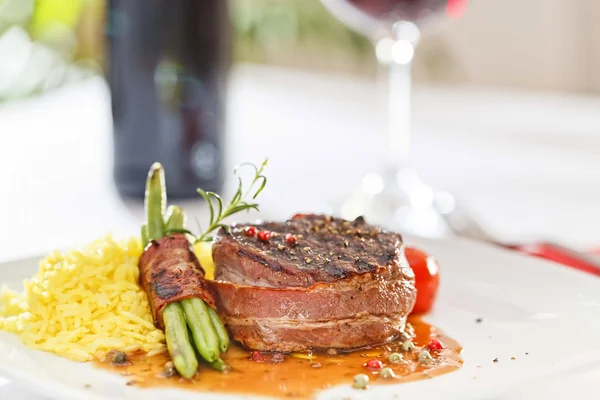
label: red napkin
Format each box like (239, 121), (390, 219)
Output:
(509, 243), (600, 277)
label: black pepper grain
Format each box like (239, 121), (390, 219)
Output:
(108, 350), (130, 366)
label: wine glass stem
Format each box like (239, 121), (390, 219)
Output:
(387, 56), (412, 169)
(377, 25), (420, 173)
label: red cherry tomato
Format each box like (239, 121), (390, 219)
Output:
(405, 247), (440, 315)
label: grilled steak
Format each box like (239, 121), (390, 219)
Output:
(208, 214), (416, 351)
(139, 234), (215, 329)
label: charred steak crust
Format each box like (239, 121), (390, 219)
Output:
(209, 215), (417, 351)
(213, 214), (410, 287)
(138, 234), (215, 330)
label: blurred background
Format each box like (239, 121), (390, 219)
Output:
(3, 0), (600, 266)
(2, 0), (600, 98)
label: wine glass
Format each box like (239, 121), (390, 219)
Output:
(322, 0), (467, 237)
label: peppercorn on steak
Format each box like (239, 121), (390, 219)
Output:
(208, 214), (417, 351)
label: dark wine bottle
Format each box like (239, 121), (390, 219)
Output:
(106, 0), (231, 198)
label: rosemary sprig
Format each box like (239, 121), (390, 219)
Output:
(195, 159), (268, 243)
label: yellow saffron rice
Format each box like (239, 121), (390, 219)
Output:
(0, 235), (166, 362)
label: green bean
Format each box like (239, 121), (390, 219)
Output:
(163, 302), (198, 379)
(142, 163), (231, 376)
(207, 306), (230, 353)
(165, 205), (186, 231)
(181, 298), (220, 362)
(145, 162), (166, 241)
(141, 224), (149, 247)
(209, 357), (231, 372)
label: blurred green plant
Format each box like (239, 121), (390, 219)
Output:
(233, 0), (373, 72)
(29, 0), (84, 54)
(0, 0), (98, 101)
(0, 0), (374, 101)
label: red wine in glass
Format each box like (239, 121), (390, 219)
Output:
(339, 0), (466, 31)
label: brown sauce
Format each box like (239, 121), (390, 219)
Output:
(96, 318), (462, 398)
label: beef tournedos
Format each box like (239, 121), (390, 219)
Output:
(208, 214), (417, 352)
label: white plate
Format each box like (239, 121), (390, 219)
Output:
(1, 236), (600, 400)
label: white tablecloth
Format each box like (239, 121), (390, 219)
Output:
(3, 65), (600, 398)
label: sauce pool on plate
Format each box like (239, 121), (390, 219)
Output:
(96, 318), (462, 398)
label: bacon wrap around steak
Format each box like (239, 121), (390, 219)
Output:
(208, 214), (416, 351)
(138, 234), (215, 330)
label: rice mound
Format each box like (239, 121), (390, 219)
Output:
(0, 235), (166, 362)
